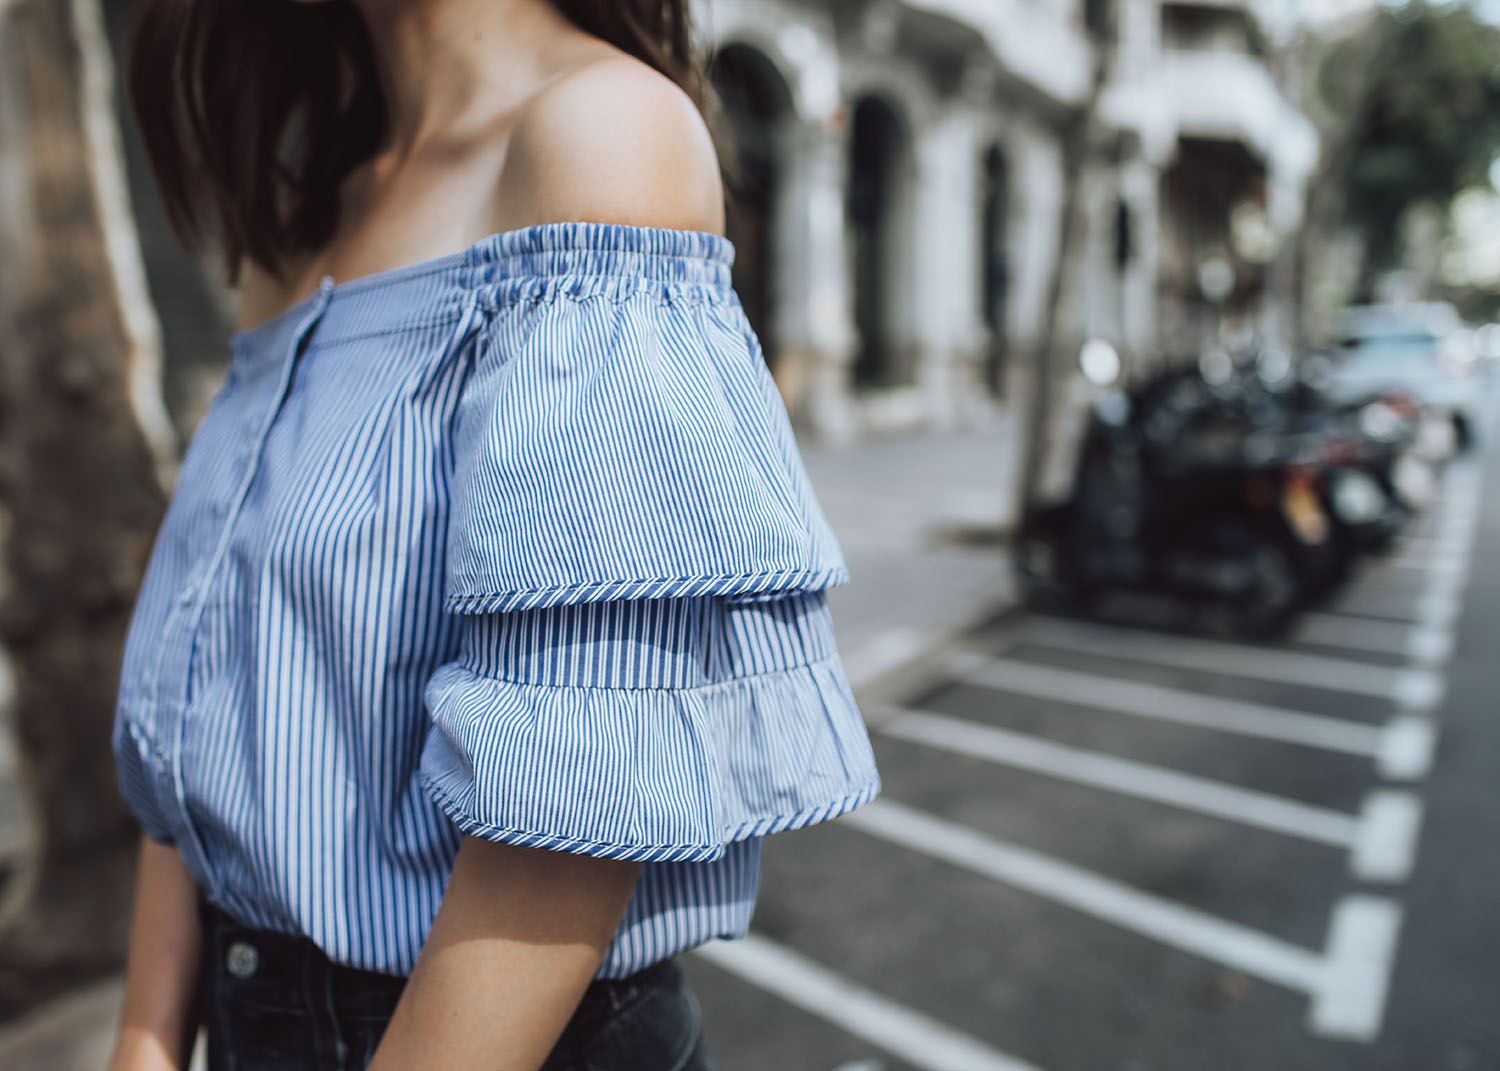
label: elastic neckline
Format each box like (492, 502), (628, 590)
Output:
(229, 221), (736, 355)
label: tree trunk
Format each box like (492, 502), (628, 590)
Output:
(1014, 9), (1122, 516)
(0, 0), (173, 1020)
(1015, 15), (1119, 517)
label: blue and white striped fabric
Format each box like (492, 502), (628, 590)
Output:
(110, 221), (880, 978)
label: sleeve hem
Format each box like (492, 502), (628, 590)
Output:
(443, 565), (850, 615)
(418, 769), (880, 865)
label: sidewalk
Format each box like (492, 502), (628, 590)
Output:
(0, 422), (1023, 1069)
(802, 422), (1021, 691)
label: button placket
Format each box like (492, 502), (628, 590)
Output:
(154, 275), (338, 896)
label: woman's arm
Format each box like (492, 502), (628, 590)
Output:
(366, 836), (643, 1071)
(366, 51), (718, 1071)
(108, 833), (205, 1071)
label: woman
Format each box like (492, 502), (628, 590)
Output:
(104, 0), (878, 1069)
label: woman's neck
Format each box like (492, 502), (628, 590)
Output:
(350, 0), (583, 163)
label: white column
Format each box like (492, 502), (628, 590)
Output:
(910, 105), (991, 432)
(773, 114), (860, 445)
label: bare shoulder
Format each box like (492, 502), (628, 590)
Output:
(497, 53), (726, 236)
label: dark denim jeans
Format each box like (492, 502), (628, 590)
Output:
(196, 892), (714, 1071)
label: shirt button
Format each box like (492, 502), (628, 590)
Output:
(152, 752), (168, 775)
(226, 940), (259, 979)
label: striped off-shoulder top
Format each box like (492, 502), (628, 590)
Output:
(110, 220), (881, 978)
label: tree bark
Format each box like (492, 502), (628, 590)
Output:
(0, 0), (172, 1020)
(1015, 12), (1119, 517)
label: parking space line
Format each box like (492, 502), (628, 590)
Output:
(1020, 618), (1445, 710)
(843, 800), (1403, 1042)
(1413, 585), (1463, 632)
(1311, 896), (1403, 1041)
(1377, 714), (1437, 780)
(694, 934), (1044, 1071)
(1287, 612), (1453, 671)
(1290, 613), (1417, 657)
(880, 708), (1420, 879)
(1404, 625), (1455, 668)
(937, 653), (1408, 762)
(1387, 555), (1470, 577)
(1323, 589), (1423, 623)
(1350, 791), (1424, 881)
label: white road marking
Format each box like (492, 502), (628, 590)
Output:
(694, 934), (1044, 1071)
(1386, 552), (1469, 574)
(1391, 668), (1446, 712)
(1369, 455), (1486, 790)
(843, 800), (1402, 1041)
(881, 708), (1420, 881)
(942, 652), (1417, 764)
(1291, 613), (1416, 658)
(1376, 715), (1438, 780)
(1405, 625), (1455, 668)
(1325, 588), (1423, 623)
(881, 708), (1359, 847)
(1413, 585), (1463, 632)
(1287, 612), (1454, 670)
(1309, 897), (1403, 1041)
(1022, 618), (1439, 704)
(1350, 792), (1424, 882)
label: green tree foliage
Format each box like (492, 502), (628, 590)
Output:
(1321, 1), (1500, 273)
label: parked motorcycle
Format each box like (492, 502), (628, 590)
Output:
(1017, 346), (1349, 636)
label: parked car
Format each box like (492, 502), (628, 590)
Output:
(1318, 302), (1482, 450)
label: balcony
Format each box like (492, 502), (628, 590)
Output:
(898, 0), (1092, 108)
(1162, 48), (1316, 184)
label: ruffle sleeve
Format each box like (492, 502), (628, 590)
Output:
(440, 280), (849, 613)
(417, 591), (880, 862)
(418, 262), (878, 860)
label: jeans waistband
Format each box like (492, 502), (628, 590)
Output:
(195, 890), (680, 1019)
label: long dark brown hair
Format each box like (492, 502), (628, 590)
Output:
(124, 0), (742, 288)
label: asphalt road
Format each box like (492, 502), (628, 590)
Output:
(682, 433), (1498, 1071)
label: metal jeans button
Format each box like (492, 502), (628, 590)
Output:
(226, 940), (259, 979)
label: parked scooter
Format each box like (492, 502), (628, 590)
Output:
(1017, 344), (1345, 636)
(1253, 353), (1437, 557)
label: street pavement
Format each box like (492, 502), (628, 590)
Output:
(682, 431), (1498, 1069)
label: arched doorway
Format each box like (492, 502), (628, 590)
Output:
(845, 94), (908, 390)
(708, 44), (794, 372)
(981, 143), (1011, 397)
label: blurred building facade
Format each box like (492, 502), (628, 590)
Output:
(113, 0), (1320, 452)
(696, 0), (1319, 444)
